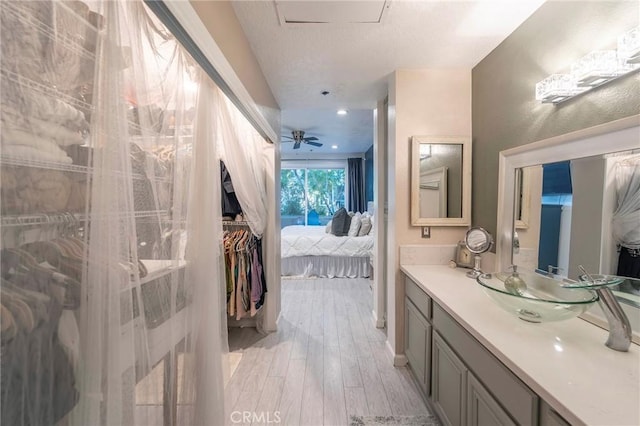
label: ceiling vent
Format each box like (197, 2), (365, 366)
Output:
(275, 1), (390, 26)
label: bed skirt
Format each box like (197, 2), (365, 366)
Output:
(281, 256), (371, 278)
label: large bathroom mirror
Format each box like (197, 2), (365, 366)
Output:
(496, 115), (640, 343)
(410, 136), (471, 226)
(514, 168), (531, 229)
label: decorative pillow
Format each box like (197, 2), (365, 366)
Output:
(358, 216), (372, 236)
(331, 207), (351, 236)
(348, 215), (362, 237)
(325, 220), (332, 233)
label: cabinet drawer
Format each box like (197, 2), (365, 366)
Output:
(433, 304), (538, 426)
(405, 276), (431, 320)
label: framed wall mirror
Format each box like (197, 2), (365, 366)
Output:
(496, 115), (640, 343)
(410, 136), (471, 226)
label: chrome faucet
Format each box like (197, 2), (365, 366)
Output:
(597, 287), (632, 352)
(578, 265), (632, 352)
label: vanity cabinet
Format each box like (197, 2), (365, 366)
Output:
(432, 331), (467, 426)
(405, 298), (432, 394)
(404, 275), (539, 426)
(539, 402), (571, 426)
(467, 372), (516, 426)
(405, 276), (433, 394)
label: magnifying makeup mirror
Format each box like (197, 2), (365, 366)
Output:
(465, 227), (493, 279)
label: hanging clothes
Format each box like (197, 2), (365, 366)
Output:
(222, 227), (266, 319)
(612, 155), (640, 279)
(1, 243), (83, 425)
(220, 160), (243, 219)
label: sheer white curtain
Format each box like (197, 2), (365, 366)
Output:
(612, 155), (640, 249)
(0, 0), (227, 424)
(216, 88), (269, 237)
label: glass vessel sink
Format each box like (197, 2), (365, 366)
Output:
(477, 271), (599, 323)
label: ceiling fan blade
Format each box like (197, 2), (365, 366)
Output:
(306, 141), (323, 147)
(293, 141), (301, 149)
(304, 136), (319, 141)
(281, 135), (294, 139)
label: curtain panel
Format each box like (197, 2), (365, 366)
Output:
(348, 158), (365, 213)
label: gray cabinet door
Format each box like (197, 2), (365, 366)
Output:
(405, 298), (432, 394)
(539, 401), (571, 426)
(467, 373), (516, 426)
(432, 331), (467, 426)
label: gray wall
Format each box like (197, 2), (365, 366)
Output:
(472, 1), (640, 237)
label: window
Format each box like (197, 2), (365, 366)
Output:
(281, 163), (346, 228)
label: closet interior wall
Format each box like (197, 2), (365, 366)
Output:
(0, 0), (242, 424)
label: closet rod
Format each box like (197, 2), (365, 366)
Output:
(222, 220), (251, 227)
(144, 0), (275, 145)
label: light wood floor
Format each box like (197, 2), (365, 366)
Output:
(225, 277), (431, 426)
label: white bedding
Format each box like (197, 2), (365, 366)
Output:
(281, 225), (373, 258)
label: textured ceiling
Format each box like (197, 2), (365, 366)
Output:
(232, 0), (546, 155)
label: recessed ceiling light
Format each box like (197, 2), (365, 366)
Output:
(337, 109), (348, 115)
(331, 145), (338, 149)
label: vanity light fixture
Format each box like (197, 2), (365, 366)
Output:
(337, 109), (348, 115)
(536, 25), (640, 104)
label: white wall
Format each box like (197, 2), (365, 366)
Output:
(386, 69), (471, 360)
(190, 0), (280, 134)
(373, 100), (387, 329)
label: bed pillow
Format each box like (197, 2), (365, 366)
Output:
(331, 207), (351, 236)
(325, 220), (332, 233)
(358, 216), (372, 236)
(348, 214), (362, 237)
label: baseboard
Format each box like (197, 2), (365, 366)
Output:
(372, 310), (385, 329)
(385, 339), (408, 367)
(394, 354), (408, 367)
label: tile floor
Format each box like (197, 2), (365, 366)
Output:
(225, 277), (431, 426)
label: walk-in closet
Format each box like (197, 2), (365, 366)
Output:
(0, 1), (277, 424)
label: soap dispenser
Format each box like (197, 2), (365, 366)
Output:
(504, 265), (527, 295)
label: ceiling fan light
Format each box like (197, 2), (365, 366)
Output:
(337, 109), (348, 115)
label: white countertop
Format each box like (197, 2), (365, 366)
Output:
(401, 265), (640, 426)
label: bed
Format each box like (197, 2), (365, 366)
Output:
(280, 225), (373, 278)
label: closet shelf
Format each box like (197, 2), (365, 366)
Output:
(1, 1), (97, 61)
(137, 259), (188, 286)
(0, 155), (173, 183)
(1, 156), (90, 173)
(1, 210), (172, 227)
(1, 68), (94, 114)
(1, 69), (163, 140)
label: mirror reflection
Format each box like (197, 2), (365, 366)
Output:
(418, 143), (461, 218)
(411, 137), (471, 226)
(514, 150), (640, 333)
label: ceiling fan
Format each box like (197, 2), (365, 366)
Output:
(282, 130), (323, 149)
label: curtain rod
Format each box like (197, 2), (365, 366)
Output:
(144, 0), (274, 145)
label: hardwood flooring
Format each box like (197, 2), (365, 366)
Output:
(225, 278), (431, 425)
